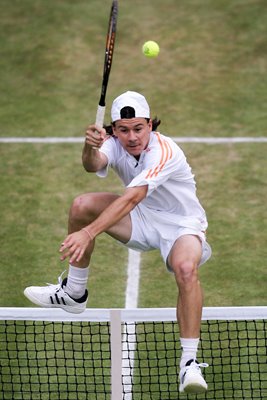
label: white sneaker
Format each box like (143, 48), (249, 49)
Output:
(24, 274), (88, 314)
(179, 359), (209, 394)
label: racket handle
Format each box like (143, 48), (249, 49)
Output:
(95, 104), (106, 128)
(92, 104), (106, 150)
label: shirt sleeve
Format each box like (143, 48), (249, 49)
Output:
(96, 136), (117, 178)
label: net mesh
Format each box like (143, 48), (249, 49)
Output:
(0, 321), (110, 400)
(0, 311), (266, 399)
(122, 319), (267, 399)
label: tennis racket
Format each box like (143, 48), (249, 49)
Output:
(95, 0), (118, 129)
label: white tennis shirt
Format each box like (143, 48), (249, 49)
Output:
(97, 131), (207, 224)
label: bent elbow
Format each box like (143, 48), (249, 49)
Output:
(82, 158), (96, 173)
(126, 185), (148, 207)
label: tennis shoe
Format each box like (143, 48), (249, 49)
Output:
(179, 359), (209, 394)
(24, 273), (88, 314)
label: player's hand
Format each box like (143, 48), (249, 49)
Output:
(59, 230), (93, 263)
(85, 124), (106, 149)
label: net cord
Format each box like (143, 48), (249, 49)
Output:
(1, 306), (267, 322)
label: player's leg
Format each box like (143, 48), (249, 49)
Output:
(168, 234), (203, 338)
(68, 192), (132, 268)
(24, 192), (132, 313)
(62, 191), (132, 302)
(167, 234), (208, 393)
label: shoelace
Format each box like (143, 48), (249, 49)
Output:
(186, 362), (209, 372)
(195, 362), (209, 369)
(46, 270), (66, 292)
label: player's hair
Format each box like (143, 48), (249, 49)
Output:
(104, 117), (161, 135)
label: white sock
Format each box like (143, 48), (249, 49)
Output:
(65, 265), (89, 299)
(180, 337), (199, 369)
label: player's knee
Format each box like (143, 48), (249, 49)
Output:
(173, 259), (198, 286)
(70, 194), (94, 223)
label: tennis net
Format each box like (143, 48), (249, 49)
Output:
(0, 307), (266, 399)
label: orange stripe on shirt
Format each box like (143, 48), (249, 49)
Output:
(151, 134), (168, 177)
(157, 139), (173, 175)
(145, 133), (165, 178)
(149, 133), (166, 178)
(145, 133), (173, 179)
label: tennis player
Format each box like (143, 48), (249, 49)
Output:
(24, 91), (212, 394)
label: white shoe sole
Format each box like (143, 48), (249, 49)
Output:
(182, 382), (208, 394)
(180, 377), (208, 394)
(24, 288), (86, 314)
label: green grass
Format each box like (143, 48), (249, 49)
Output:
(0, 0), (266, 137)
(0, 2), (266, 306)
(0, 0), (266, 309)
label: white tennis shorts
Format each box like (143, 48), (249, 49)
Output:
(125, 203), (212, 270)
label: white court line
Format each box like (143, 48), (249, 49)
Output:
(0, 136), (267, 143)
(125, 249), (141, 309)
(122, 250), (141, 400)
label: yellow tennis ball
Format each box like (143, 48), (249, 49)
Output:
(142, 41), (160, 58)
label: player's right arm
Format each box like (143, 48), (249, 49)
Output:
(82, 124), (108, 172)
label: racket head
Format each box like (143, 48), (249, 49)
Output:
(99, 0), (118, 107)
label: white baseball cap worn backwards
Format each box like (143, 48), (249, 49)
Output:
(111, 91), (150, 122)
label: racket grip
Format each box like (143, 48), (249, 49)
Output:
(95, 105), (106, 128)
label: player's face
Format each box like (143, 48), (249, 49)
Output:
(112, 118), (152, 156)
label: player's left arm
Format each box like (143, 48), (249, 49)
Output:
(87, 184), (148, 237)
(60, 185), (148, 263)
